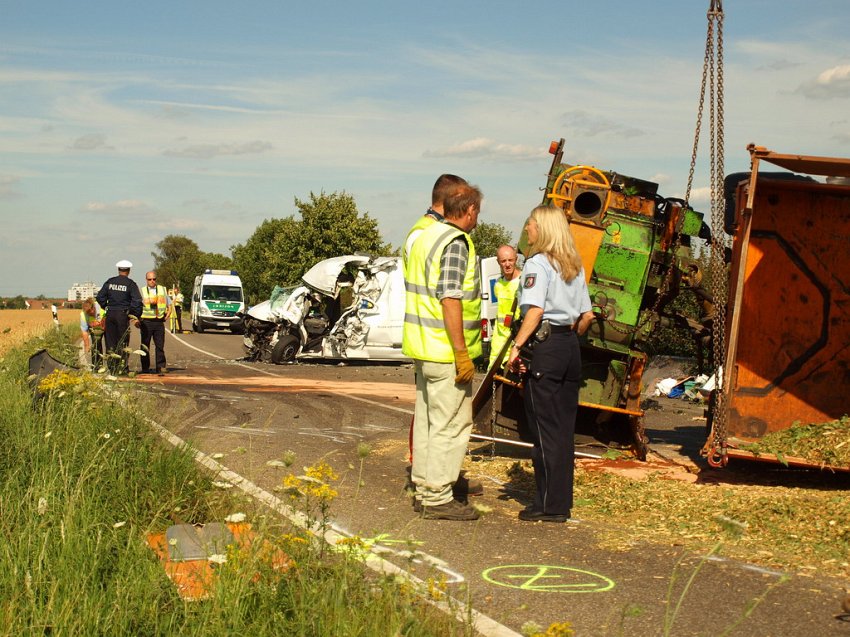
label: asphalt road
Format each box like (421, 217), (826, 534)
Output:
(125, 328), (850, 637)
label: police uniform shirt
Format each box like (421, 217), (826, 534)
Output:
(96, 275), (143, 315)
(519, 253), (591, 325)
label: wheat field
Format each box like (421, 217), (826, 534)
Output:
(0, 309), (80, 356)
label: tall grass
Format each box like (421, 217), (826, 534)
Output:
(0, 327), (461, 636)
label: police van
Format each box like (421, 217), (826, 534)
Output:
(190, 269), (245, 333)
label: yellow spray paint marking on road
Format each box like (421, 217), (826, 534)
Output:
(482, 565), (615, 593)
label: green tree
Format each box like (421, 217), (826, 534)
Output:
(233, 191), (391, 303)
(470, 222), (514, 258)
(151, 235), (233, 297)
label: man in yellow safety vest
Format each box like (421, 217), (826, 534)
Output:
(403, 183), (483, 521)
(136, 270), (172, 375)
(488, 244), (522, 370)
(402, 174), (468, 277)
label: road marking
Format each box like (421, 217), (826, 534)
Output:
(145, 415), (520, 637)
(168, 332), (415, 415)
(482, 565), (615, 593)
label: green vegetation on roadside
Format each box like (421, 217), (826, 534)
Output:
(0, 327), (461, 636)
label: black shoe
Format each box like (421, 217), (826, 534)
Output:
(518, 509), (570, 523)
(453, 474), (484, 497)
(412, 497), (422, 513)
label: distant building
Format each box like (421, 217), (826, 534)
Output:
(68, 281), (100, 302)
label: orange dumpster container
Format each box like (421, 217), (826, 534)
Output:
(707, 145), (850, 468)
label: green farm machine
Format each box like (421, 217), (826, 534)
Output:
(472, 138), (712, 458)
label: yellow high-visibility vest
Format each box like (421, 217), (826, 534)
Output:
(402, 222), (481, 363)
(82, 305), (106, 336)
(141, 285), (168, 319)
(402, 214), (438, 278)
(489, 276), (520, 367)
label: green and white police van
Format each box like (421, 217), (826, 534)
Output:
(190, 269), (245, 333)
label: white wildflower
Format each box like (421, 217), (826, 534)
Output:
(102, 433), (111, 440)
(37, 497), (48, 516)
(225, 512), (246, 523)
(207, 554), (227, 565)
(168, 537), (178, 546)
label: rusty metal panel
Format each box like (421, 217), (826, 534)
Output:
(569, 221), (604, 283)
(725, 178), (850, 440)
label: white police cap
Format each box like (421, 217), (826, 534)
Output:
(116, 260), (133, 269)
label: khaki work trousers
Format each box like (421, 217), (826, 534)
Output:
(411, 359), (473, 506)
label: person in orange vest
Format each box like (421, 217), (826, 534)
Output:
(135, 270), (172, 375)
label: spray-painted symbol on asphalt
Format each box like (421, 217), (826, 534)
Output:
(482, 565), (615, 593)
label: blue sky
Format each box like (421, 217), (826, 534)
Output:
(2, 1), (849, 296)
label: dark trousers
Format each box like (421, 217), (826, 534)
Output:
(104, 310), (131, 373)
(140, 318), (167, 372)
(174, 306), (183, 332)
(523, 331), (581, 515)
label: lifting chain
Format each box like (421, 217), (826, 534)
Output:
(686, 0), (728, 466)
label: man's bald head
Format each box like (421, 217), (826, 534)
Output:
(496, 245), (519, 279)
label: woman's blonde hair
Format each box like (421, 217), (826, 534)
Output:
(526, 205), (583, 282)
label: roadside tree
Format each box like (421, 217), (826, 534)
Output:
(470, 222), (513, 258)
(233, 191), (391, 303)
(151, 235), (234, 298)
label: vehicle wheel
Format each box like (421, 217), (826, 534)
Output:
(195, 318), (204, 333)
(271, 334), (299, 364)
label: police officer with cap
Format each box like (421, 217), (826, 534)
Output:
(96, 260), (143, 374)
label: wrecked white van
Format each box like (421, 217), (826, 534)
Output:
(242, 255), (409, 363)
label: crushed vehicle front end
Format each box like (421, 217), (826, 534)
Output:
(242, 255), (409, 364)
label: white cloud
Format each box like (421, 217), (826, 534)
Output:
(163, 140), (273, 159)
(423, 137), (546, 162)
(82, 199), (151, 214)
(562, 110), (646, 139)
(798, 64), (850, 99)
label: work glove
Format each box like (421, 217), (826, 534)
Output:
(454, 349), (475, 385)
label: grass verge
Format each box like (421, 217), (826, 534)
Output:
(0, 326), (462, 635)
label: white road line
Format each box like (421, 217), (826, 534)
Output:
(146, 416), (520, 637)
(168, 331), (415, 415)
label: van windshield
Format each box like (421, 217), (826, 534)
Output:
(202, 285), (243, 302)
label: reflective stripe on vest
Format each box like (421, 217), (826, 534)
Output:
(402, 222), (482, 363)
(141, 285), (168, 319)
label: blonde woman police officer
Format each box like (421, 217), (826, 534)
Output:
(508, 206), (594, 523)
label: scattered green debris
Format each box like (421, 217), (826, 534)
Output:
(740, 416), (850, 468)
(472, 456), (850, 579)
